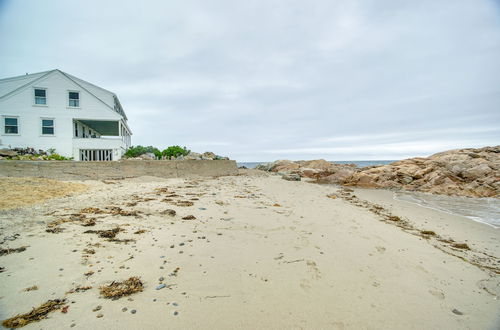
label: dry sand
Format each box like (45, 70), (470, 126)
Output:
(0, 171), (499, 329)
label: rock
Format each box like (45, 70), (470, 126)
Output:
(202, 152), (216, 160)
(452, 308), (463, 315)
(282, 173), (301, 181)
(138, 153), (156, 160)
(130, 309), (136, 314)
(342, 145), (500, 197)
(0, 148), (18, 157)
(254, 162), (274, 171)
(156, 284), (167, 290)
(122, 307), (128, 312)
(185, 152), (202, 160)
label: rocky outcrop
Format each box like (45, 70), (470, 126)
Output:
(340, 146), (499, 198)
(256, 146), (499, 198)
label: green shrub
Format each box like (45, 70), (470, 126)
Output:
(161, 146), (190, 159)
(47, 153), (72, 160)
(124, 145), (161, 159)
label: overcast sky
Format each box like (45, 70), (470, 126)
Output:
(1, 0), (499, 161)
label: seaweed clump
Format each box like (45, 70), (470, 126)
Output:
(0, 246), (27, 256)
(84, 227), (122, 239)
(2, 298), (66, 328)
(99, 277), (143, 299)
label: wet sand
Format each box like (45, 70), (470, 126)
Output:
(0, 171), (499, 329)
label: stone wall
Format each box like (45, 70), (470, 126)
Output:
(0, 160), (238, 180)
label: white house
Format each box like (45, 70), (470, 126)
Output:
(0, 69), (132, 161)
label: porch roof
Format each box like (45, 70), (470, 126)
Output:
(78, 120), (119, 136)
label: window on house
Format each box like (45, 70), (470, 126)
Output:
(4, 117), (18, 134)
(42, 119), (54, 135)
(69, 91), (79, 107)
(34, 89), (47, 105)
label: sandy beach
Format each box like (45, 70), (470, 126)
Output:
(0, 170), (499, 329)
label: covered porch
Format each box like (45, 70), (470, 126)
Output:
(73, 119), (131, 148)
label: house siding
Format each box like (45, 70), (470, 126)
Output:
(0, 71), (131, 160)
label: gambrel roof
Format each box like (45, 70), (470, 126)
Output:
(0, 69), (128, 120)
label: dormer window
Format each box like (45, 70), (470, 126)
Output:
(34, 88), (47, 105)
(69, 91), (80, 107)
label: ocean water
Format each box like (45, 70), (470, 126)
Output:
(237, 160), (396, 169)
(394, 191), (500, 228)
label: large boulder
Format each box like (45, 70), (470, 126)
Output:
(0, 149), (18, 157)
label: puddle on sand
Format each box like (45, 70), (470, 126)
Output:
(394, 191), (500, 229)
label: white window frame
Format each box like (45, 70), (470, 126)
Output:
(40, 117), (55, 136)
(2, 115), (20, 135)
(68, 90), (80, 108)
(33, 87), (48, 106)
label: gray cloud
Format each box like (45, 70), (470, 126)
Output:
(1, 0), (499, 161)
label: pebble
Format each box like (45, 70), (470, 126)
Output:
(159, 276), (165, 281)
(59, 268), (64, 271)
(131, 309), (137, 314)
(122, 307), (128, 312)
(170, 245), (175, 248)
(156, 284), (167, 290)
(198, 208), (207, 210)
(179, 243), (185, 246)
(452, 308), (463, 315)
(173, 311), (179, 316)
(172, 302), (178, 306)
(96, 313), (103, 318)
(70, 323), (76, 327)
(93, 305), (102, 312)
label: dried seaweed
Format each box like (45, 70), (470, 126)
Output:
(106, 206), (140, 217)
(2, 298), (66, 328)
(182, 215), (196, 220)
(134, 229), (147, 234)
(420, 230), (436, 236)
(80, 207), (105, 214)
(452, 243), (470, 250)
(84, 227), (122, 239)
(81, 218), (96, 226)
(83, 248), (95, 255)
(176, 201), (194, 207)
(66, 286), (92, 294)
(45, 227), (64, 233)
(23, 285), (38, 292)
(99, 277), (143, 299)
(0, 246), (27, 256)
(160, 209), (176, 216)
(107, 238), (135, 244)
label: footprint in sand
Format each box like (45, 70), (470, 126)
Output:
(306, 260), (321, 279)
(429, 289), (445, 300)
